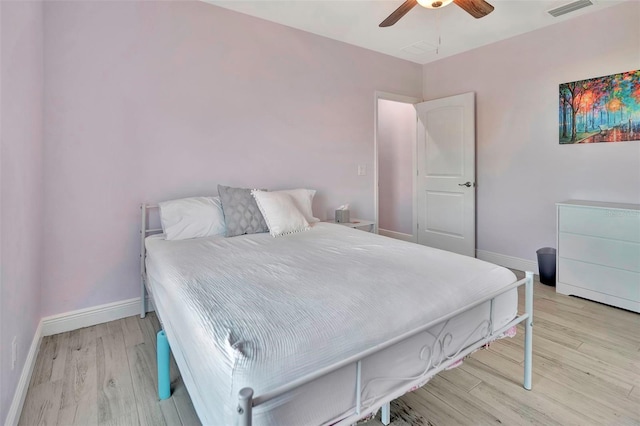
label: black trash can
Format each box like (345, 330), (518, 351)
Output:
(536, 247), (556, 286)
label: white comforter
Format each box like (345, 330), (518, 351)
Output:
(145, 223), (517, 425)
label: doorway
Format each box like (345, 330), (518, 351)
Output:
(374, 92), (420, 242)
(375, 91), (477, 257)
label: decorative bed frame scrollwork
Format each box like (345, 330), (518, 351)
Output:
(140, 203), (534, 426)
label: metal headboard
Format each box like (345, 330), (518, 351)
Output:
(140, 203), (163, 318)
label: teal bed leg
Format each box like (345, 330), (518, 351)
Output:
(381, 402), (391, 425)
(157, 330), (171, 400)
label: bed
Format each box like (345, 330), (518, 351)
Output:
(139, 203), (533, 426)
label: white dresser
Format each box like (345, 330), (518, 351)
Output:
(556, 200), (640, 313)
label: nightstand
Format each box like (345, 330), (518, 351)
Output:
(326, 218), (376, 233)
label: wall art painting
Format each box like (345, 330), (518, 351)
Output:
(559, 70), (639, 144)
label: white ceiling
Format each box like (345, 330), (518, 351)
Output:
(206, 0), (625, 64)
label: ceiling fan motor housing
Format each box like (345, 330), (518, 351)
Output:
(417, 0), (454, 9)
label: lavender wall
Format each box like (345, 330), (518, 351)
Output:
(1, 0), (44, 421)
(423, 2), (640, 262)
(41, 1), (422, 315)
(378, 99), (416, 235)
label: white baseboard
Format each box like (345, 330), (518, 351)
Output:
(378, 228), (415, 243)
(476, 249), (538, 274)
(42, 296), (154, 337)
(5, 321), (43, 426)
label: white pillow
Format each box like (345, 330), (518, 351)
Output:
(251, 190), (310, 237)
(158, 196), (226, 241)
(275, 189), (319, 223)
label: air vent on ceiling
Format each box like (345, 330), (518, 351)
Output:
(547, 0), (594, 17)
(401, 41), (437, 56)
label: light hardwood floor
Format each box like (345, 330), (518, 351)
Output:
(19, 271), (640, 425)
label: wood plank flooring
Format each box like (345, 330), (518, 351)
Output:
(19, 271), (640, 425)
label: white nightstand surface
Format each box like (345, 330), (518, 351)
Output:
(326, 218), (376, 232)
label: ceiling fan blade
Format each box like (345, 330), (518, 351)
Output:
(453, 0), (494, 18)
(379, 0), (418, 27)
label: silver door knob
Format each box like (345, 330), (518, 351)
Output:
(458, 182), (472, 187)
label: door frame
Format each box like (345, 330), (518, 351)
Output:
(373, 91), (422, 240)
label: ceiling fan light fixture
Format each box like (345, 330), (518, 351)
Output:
(379, 0), (492, 27)
(417, 0), (454, 9)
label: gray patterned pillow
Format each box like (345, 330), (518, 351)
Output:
(218, 185), (269, 237)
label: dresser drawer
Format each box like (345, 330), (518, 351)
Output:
(559, 258), (640, 301)
(559, 233), (640, 273)
(559, 206), (640, 243)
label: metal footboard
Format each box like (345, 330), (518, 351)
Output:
(237, 272), (534, 426)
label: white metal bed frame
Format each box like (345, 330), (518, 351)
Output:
(139, 203), (534, 426)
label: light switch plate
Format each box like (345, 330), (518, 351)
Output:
(11, 336), (17, 370)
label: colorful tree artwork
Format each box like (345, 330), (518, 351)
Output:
(559, 70), (640, 144)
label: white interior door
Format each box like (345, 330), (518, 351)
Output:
(415, 92), (475, 257)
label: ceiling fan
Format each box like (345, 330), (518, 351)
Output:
(379, 0), (494, 27)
